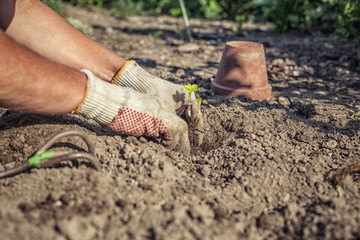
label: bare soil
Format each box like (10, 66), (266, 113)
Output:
(1, 4), (360, 240)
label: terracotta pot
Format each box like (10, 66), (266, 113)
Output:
(211, 41), (271, 101)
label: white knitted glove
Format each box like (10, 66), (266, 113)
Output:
(72, 69), (191, 154)
(111, 60), (204, 147)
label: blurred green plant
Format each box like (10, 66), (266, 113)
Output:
(66, 17), (93, 35)
(65, 0), (107, 7)
(334, 0), (360, 43)
(250, 0), (306, 31)
(110, 0), (144, 18)
(199, 0), (222, 19)
(42, 0), (360, 44)
(153, 30), (164, 38)
(41, 0), (63, 15)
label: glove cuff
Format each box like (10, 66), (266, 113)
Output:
(72, 69), (125, 125)
(111, 60), (156, 94)
(111, 60), (135, 84)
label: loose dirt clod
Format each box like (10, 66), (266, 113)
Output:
(0, 4), (360, 240)
(331, 161), (360, 185)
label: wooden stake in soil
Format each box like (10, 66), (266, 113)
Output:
(178, 0), (193, 42)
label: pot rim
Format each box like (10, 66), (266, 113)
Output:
(226, 41), (263, 49)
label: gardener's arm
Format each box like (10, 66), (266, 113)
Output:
(0, 30), (191, 152)
(5, 0), (126, 82)
(0, 30), (86, 114)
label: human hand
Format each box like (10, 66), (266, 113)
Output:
(111, 61), (204, 146)
(72, 70), (191, 154)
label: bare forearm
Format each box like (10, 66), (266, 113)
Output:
(6, 0), (125, 81)
(0, 30), (86, 114)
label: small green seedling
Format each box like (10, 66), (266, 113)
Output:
(185, 83), (197, 103)
(197, 96), (202, 113)
(184, 83), (202, 125)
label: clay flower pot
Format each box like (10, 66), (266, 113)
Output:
(211, 41), (272, 101)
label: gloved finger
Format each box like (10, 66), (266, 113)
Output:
(176, 119), (191, 154)
(163, 130), (190, 154)
(161, 127), (180, 151)
(176, 132), (190, 154)
(163, 133), (178, 151)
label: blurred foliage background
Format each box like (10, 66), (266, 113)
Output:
(42, 0), (360, 43)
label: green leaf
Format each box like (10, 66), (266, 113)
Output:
(169, 7), (182, 17)
(184, 83), (198, 95)
(197, 97), (202, 113)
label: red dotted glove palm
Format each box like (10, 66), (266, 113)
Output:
(111, 61), (204, 147)
(107, 107), (178, 148)
(73, 70), (190, 154)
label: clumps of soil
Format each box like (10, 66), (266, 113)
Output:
(329, 161), (360, 185)
(1, 4), (360, 240)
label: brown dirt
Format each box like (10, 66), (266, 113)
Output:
(1, 4), (360, 240)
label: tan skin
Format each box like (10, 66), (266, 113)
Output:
(0, 0), (126, 114)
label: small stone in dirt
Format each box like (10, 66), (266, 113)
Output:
(197, 159), (207, 165)
(298, 165), (307, 173)
(165, 151), (177, 160)
(177, 43), (200, 53)
(139, 137), (148, 143)
(91, 214), (108, 229)
(4, 162), (16, 169)
(162, 202), (174, 212)
(150, 168), (163, 179)
(60, 193), (72, 205)
(245, 185), (257, 198)
(125, 136), (139, 145)
(323, 139), (337, 149)
(283, 193), (290, 202)
(18, 202), (34, 212)
(105, 26), (113, 34)
(9, 141), (22, 151)
(18, 134), (26, 143)
(214, 206), (228, 220)
(57, 217), (96, 240)
(187, 204), (214, 224)
(271, 58), (285, 68)
(122, 144), (137, 160)
(138, 182), (153, 191)
(292, 70), (301, 77)
(278, 96), (291, 107)
(115, 198), (129, 209)
(47, 192), (62, 202)
(234, 170), (243, 179)
(201, 165), (211, 177)
(104, 138), (113, 146)
(131, 147), (140, 156)
(175, 69), (185, 77)
(258, 212), (284, 231)
(284, 203), (305, 219)
(242, 125), (253, 133)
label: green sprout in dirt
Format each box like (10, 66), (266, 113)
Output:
(185, 83), (197, 101)
(184, 83), (202, 125)
(197, 96), (202, 114)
